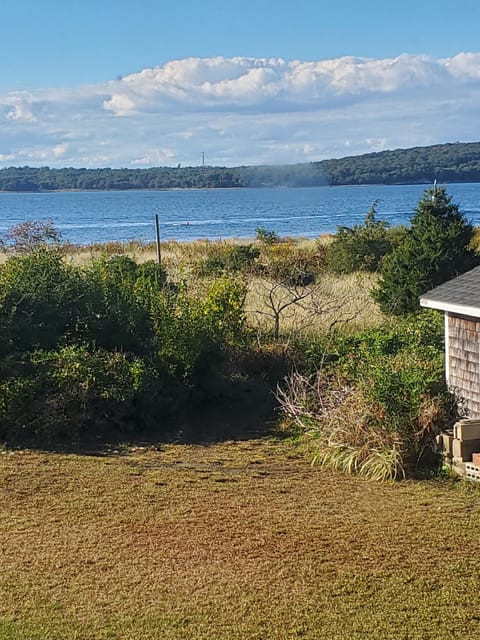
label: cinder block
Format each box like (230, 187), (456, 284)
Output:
(436, 433), (454, 456)
(451, 459), (466, 476)
(453, 421), (480, 441)
(452, 438), (480, 462)
(465, 463), (480, 482)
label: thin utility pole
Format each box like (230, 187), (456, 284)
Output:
(154, 213), (161, 267)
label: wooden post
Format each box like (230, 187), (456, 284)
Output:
(154, 213), (161, 267)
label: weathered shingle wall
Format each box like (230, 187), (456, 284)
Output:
(448, 314), (480, 417)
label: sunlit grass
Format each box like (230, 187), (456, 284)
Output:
(246, 271), (383, 337)
(2, 439), (480, 639)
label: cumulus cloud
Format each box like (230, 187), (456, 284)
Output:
(444, 52), (480, 80)
(102, 53), (479, 115)
(3, 92), (37, 122)
(1, 53), (480, 167)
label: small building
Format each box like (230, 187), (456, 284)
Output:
(420, 265), (480, 417)
(421, 266), (480, 478)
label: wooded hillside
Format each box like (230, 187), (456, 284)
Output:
(1, 141), (480, 191)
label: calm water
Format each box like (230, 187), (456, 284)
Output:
(1, 183), (480, 245)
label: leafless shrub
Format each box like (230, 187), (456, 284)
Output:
(2, 219), (62, 253)
(276, 368), (352, 430)
(248, 271), (369, 340)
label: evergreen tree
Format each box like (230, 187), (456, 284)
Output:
(374, 186), (479, 314)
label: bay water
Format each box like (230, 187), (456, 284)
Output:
(1, 183), (480, 245)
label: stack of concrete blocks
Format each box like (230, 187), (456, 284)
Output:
(437, 419), (480, 480)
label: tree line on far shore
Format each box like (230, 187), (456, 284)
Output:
(1, 141), (480, 191)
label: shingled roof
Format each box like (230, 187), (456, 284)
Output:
(420, 266), (480, 317)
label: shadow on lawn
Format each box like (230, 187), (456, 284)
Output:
(179, 378), (280, 444)
(5, 378), (281, 456)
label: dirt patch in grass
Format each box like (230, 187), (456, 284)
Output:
(2, 433), (480, 639)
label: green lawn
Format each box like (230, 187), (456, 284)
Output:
(2, 434), (480, 640)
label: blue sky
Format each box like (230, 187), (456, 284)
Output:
(1, 0), (479, 167)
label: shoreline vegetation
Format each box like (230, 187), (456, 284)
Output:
(1, 141), (480, 192)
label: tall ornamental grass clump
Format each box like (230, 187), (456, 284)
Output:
(0, 249), (248, 445)
(278, 311), (457, 480)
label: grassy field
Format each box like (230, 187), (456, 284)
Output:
(2, 421), (480, 640)
(246, 271), (382, 336)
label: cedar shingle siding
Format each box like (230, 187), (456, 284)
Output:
(447, 313), (480, 417)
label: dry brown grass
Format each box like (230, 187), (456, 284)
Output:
(2, 437), (480, 639)
(246, 271), (383, 336)
(64, 238), (254, 279)
(54, 237), (383, 335)
(65, 241), (159, 267)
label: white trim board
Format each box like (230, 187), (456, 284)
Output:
(420, 297), (480, 319)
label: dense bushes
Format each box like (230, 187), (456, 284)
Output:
(0, 249), (247, 445)
(0, 347), (177, 443)
(198, 244), (260, 276)
(278, 311), (456, 479)
(255, 242), (324, 285)
(0, 211), (469, 478)
(197, 238), (326, 286)
(325, 202), (403, 274)
(0, 249), (84, 355)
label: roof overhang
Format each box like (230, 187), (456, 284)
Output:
(420, 297), (480, 318)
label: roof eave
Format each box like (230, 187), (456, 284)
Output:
(420, 297), (480, 318)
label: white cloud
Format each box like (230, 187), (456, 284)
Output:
(52, 143), (68, 157)
(102, 53), (475, 115)
(443, 52), (480, 80)
(1, 53), (480, 168)
(131, 148), (176, 165)
(103, 93), (138, 116)
(4, 92), (37, 122)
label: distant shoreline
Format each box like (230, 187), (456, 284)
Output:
(0, 180), (475, 195)
(1, 141), (480, 191)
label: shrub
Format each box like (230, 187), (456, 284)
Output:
(202, 276), (248, 342)
(78, 255), (165, 354)
(255, 226), (279, 245)
(325, 201), (394, 274)
(0, 376), (43, 442)
(0, 346), (179, 444)
(277, 311), (456, 479)
(0, 250), (250, 445)
(198, 244), (260, 276)
(0, 248), (84, 355)
(1, 218), (62, 253)
(256, 242), (324, 285)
